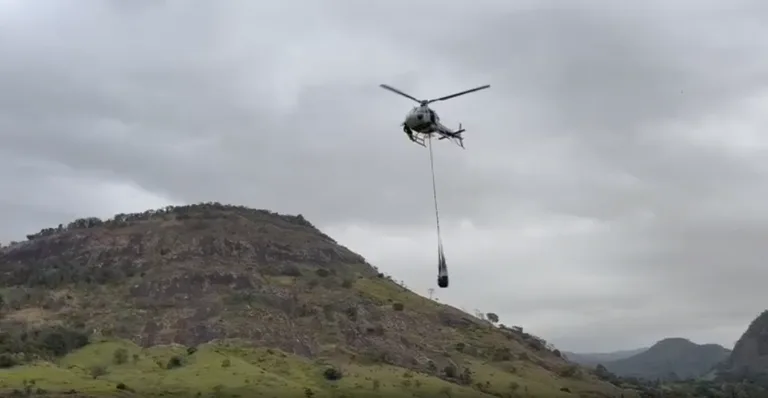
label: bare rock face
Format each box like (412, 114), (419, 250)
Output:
(0, 204), (375, 353)
(719, 311), (768, 379)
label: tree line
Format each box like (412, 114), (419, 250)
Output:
(1, 202), (320, 248)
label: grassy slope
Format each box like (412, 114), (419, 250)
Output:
(0, 338), (631, 398)
(0, 276), (637, 398)
(0, 239), (632, 398)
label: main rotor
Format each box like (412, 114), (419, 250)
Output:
(379, 83), (491, 107)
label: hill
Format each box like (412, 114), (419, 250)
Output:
(717, 310), (768, 385)
(564, 348), (648, 367)
(600, 337), (730, 381)
(640, 313), (768, 397)
(0, 203), (637, 397)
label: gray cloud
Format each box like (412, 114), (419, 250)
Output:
(2, 0), (768, 352)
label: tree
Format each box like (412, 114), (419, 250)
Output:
(89, 365), (108, 379)
(486, 313), (499, 323)
(459, 367), (473, 385)
(323, 367), (343, 381)
(0, 354), (17, 368)
(166, 356), (183, 369)
(112, 348), (128, 365)
(508, 381), (520, 392)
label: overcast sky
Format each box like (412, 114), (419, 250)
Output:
(2, 0), (768, 353)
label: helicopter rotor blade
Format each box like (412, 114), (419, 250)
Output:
(426, 84), (491, 104)
(379, 84), (422, 104)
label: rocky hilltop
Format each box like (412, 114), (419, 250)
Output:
(718, 310), (768, 385)
(0, 203), (636, 397)
(1, 203), (370, 351)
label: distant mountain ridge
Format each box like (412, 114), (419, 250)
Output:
(564, 348), (648, 366)
(601, 337), (731, 381)
(568, 312), (768, 396)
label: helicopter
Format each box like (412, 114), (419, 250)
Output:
(379, 83), (491, 149)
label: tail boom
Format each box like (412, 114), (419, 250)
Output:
(437, 123), (465, 149)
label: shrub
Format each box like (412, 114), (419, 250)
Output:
(459, 367), (473, 385)
(166, 356), (183, 369)
(492, 347), (512, 361)
(89, 365), (108, 379)
(392, 302), (404, 311)
(558, 365), (579, 378)
(282, 265), (302, 277)
(345, 307), (357, 321)
(112, 348), (128, 365)
(323, 367), (343, 381)
(0, 354), (17, 368)
(38, 326), (90, 357)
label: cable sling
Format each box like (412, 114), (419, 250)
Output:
(428, 136), (449, 288)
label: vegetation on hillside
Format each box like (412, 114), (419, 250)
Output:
(1, 202), (325, 249)
(0, 203), (637, 397)
(0, 338), (622, 398)
(0, 325), (90, 369)
(589, 362), (768, 397)
(5, 203), (768, 396)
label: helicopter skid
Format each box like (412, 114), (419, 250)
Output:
(411, 134), (427, 147)
(409, 131), (465, 149)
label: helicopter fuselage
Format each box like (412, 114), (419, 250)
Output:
(404, 106), (439, 133)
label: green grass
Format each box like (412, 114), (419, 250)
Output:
(0, 279), (635, 398)
(354, 277), (442, 313)
(0, 279), (638, 398)
(0, 339), (496, 397)
(0, 338), (637, 398)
